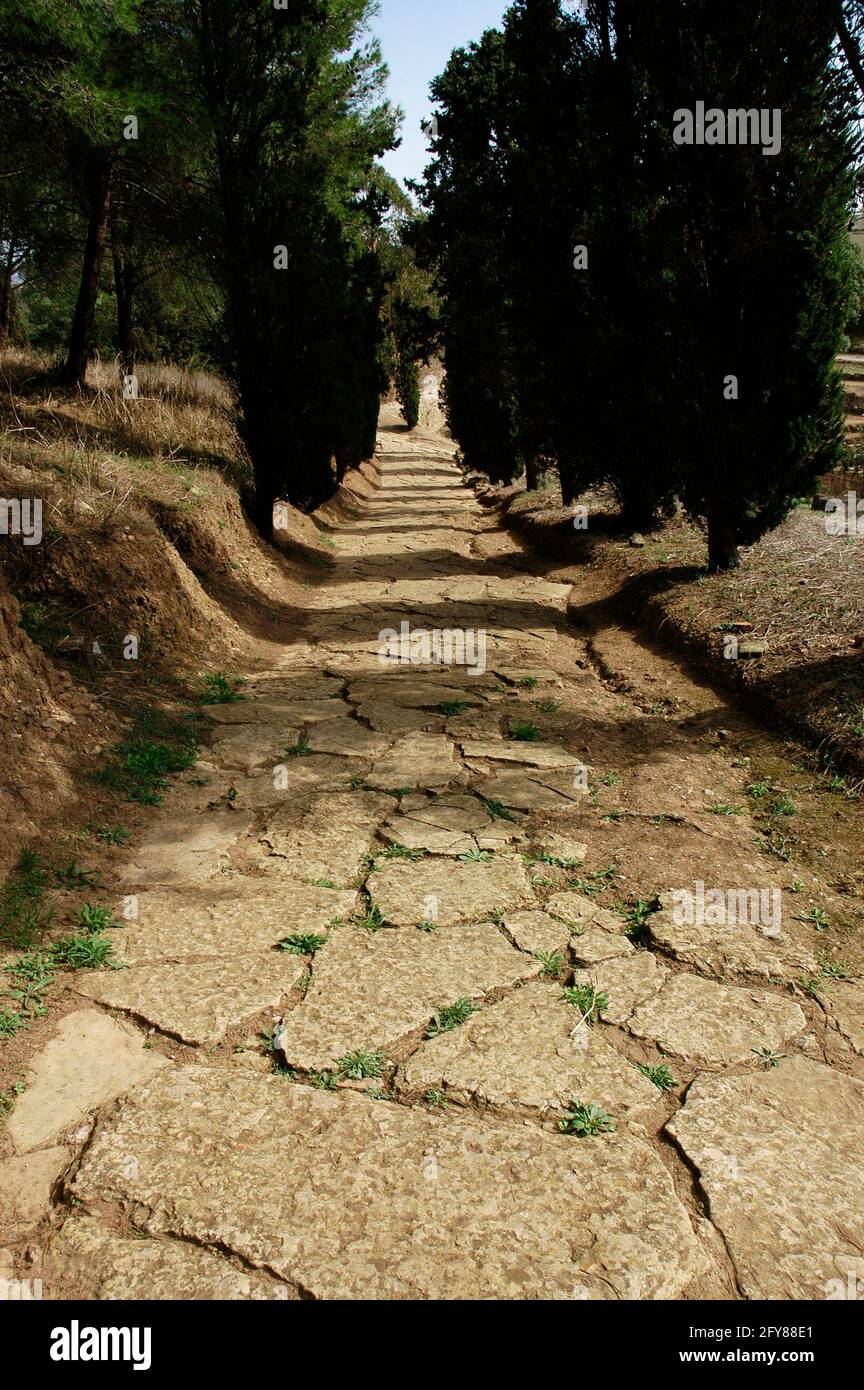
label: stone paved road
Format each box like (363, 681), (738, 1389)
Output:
(5, 415), (864, 1301)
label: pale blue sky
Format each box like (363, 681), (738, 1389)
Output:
(370, 0), (510, 191)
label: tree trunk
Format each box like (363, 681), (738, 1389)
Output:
(111, 234), (135, 377)
(0, 239), (15, 339)
(59, 149), (115, 387)
(558, 461), (577, 507)
(707, 513), (740, 571)
(525, 457), (543, 491)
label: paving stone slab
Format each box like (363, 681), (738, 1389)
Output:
(113, 884), (355, 964)
(69, 1066), (706, 1299)
(545, 891), (624, 935)
(824, 980), (864, 1056)
(209, 725), (293, 771)
(461, 740), (582, 770)
(366, 733), (462, 791)
(573, 952), (670, 1026)
(667, 1057), (864, 1299)
(47, 1218), (288, 1300)
(476, 769), (586, 811)
(357, 701), (445, 734)
(305, 718), (390, 759)
(646, 896), (818, 986)
(399, 982), (660, 1121)
(261, 792), (390, 887)
(628, 972), (806, 1063)
(0, 1147), (70, 1228)
(570, 927), (634, 966)
(8, 1010), (169, 1153)
(368, 854), (535, 927)
(348, 679), (486, 709)
(76, 955), (307, 1047)
(501, 909), (573, 957)
(202, 701), (322, 727)
(118, 814), (253, 886)
(276, 924), (539, 1070)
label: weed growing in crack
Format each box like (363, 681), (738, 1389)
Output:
(310, 878), (338, 889)
(379, 844), (423, 861)
(560, 983), (608, 1025)
(334, 1049), (384, 1080)
(93, 824), (131, 846)
(285, 736), (312, 758)
(76, 903), (121, 933)
(534, 699), (562, 713)
(458, 848), (493, 862)
(50, 933), (123, 970)
(531, 851), (584, 870)
(566, 863), (618, 898)
(536, 950), (566, 980)
(424, 1089), (449, 1110)
(751, 1046), (786, 1068)
(348, 772), (368, 789)
(817, 951), (851, 980)
(474, 794), (518, 822)
(381, 787), (413, 799)
(417, 920), (437, 932)
(557, 1101), (615, 1137)
(637, 1063), (677, 1091)
(278, 933), (327, 956)
(621, 897), (660, 937)
(426, 998), (476, 1037)
(439, 700), (468, 716)
(355, 904), (388, 931)
(519, 677), (539, 690)
(509, 722), (541, 742)
(199, 672), (246, 705)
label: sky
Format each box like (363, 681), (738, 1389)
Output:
(369, 0), (510, 192)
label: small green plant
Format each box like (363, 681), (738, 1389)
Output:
(534, 699), (562, 713)
(334, 1049), (384, 1080)
(533, 851), (584, 870)
(0, 1080), (25, 1115)
(2, 951), (56, 1022)
(278, 933), (327, 956)
(310, 878), (338, 889)
(745, 781), (770, 800)
(417, 920), (437, 933)
(0, 848), (54, 949)
(426, 998), (476, 1037)
(310, 1069), (338, 1091)
(557, 1101), (615, 1137)
(710, 803), (745, 816)
(519, 677), (539, 690)
(560, 983), (608, 1025)
(50, 933), (122, 970)
(596, 770), (620, 787)
(285, 736), (311, 758)
(200, 672), (246, 705)
(509, 722), (541, 742)
(438, 700), (468, 716)
(458, 848), (493, 862)
(795, 906), (830, 932)
(97, 714), (199, 805)
(0, 1009), (25, 1039)
(380, 843), (422, 861)
(566, 864), (618, 898)
(93, 824), (131, 846)
(348, 772), (368, 790)
(424, 1089), (449, 1110)
(381, 787), (412, 799)
(798, 973), (824, 999)
(54, 860), (100, 890)
(637, 1063), (677, 1091)
(77, 903), (121, 934)
(355, 904), (387, 932)
(817, 951), (851, 980)
(756, 831), (793, 862)
(751, 1046), (785, 1068)
(475, 795), (518, 823)
(536, 950), (566, 980)
(622, 897), (660, 937)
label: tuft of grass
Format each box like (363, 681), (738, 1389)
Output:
(93, 824), (131, 846)
(534, 699), (562, 713)
(76, 903), (121, 933)
(519, 677), (539, 690)
(199, 672), (246, 705)
(458, 848), (493, 862)
(334, 1049), (384, 1080)
(566, 863), (618, 898)
(0, 1009), (25, 1039)
(54, 860), (100, 890)
(348, 772), (368, 790)
(795, 906), (830, 932)
(439, 700), (468, 716)
(355, 903), (387, 932)
(637, 1063), (677, 1091)
(417, 920), (437, 932)
(380, 786), (413, 799)
(475, 794), (518, 823)
(710, 803), (745, 816)
(0, 848), (54, 950)
(285, 736), (311, 758)
(509, 722), (541, 742)
(560, 982), (608, 1025)
(0, 1079), (25, 1115)
(557, 1100), (615, 1137)
(424, 1089), (449, 1110)
(310, 878), (338, 889)
(817, 951), (851, 980)
(97, 712), (199, 805)
(426, 998), (477, 1037)
(536, 949), (566, 980)
(278, 933), (327, 956)
(1, 951), (56, 1024)
(50, 932), (123, 970)
(379, 843), (422, 861)
(622, 897), (660, 937)
(532, 850), (584, 870)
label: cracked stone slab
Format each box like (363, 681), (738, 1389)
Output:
(573, 952), (670, 1026)
(209, 725), (294, 771)
(259, 754), (359, 797)
(347, 678), (487, 709)
(667, 1057), (864, 1299)
(367, 854), (535, 927)
(536, 833), (588, 865)
(357, 701), (445, 734)
(246, 675), (345, 701)
(261, 792), (390, 887)
(545, 891), (624, 936)
(113, 884), (355, 965)
(276, 924), (539, 1070)
(628, 973), (806, 1063)
(461, 740), (582, 771)
(476, 768), (586, 811)
(570, 927), (634, 966)
(76, 954), (307, 1047)
(46, 1218), (288, 1300)
(823, 980), (864, 1057)
(645, 896), (818, 986)
(304, 718), (390, 759)
(118, 814), (253, 886)
(0, 1147), (70, 1229)
(203, 699), (341, 727)
(502, 909), (572, 957)
(399, 982), (660, 1121)
(7, 1010), (168, 1153)
(383, 793), (515, 856)
(366, 733), (462, 791)
(69, 1066), (706, 1299)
